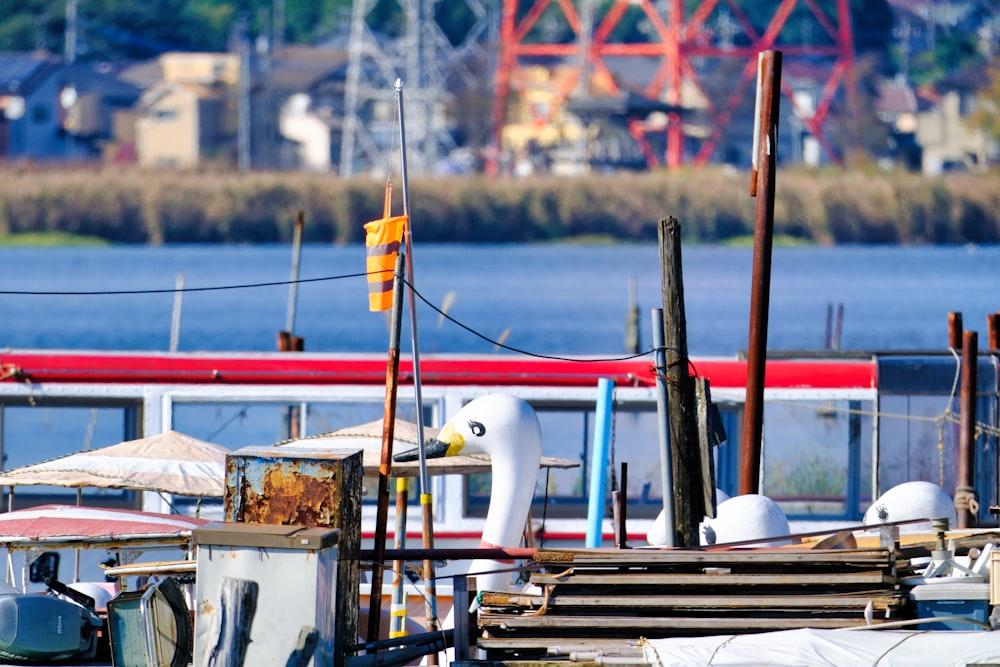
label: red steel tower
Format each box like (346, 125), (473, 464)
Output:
(491, 0), (855, 170)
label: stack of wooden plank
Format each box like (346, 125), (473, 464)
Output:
(478, 547), (904, 660)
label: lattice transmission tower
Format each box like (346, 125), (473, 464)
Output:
(339, 0), (495, 176)
(490, 0), (856, 171)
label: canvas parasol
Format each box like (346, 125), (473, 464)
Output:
(278, 417), (578, 477)
(0, 430), (226, 497)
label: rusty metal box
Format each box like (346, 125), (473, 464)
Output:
(223, 447), (362, 666)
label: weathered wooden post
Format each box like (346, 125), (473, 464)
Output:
(956, 330), (978, 529)
(657, 216), (705, 547)
(740, 49), (782, 496)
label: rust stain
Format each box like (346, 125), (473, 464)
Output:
(239, 465), (342, 528)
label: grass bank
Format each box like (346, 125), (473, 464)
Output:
(0, 168), (997, 245)
(0, 231), (109, 246)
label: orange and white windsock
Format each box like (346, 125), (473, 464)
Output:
(364, 183), (406, 311)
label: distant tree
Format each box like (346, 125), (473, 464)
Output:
(910, 29), (981, 86)
(825, 55), (890, 163)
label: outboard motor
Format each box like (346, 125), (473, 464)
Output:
(0, 552), (102, 663)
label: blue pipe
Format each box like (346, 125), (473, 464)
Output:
(586, 378), (615, 548)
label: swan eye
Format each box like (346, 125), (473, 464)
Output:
(468, 420), (486, 437)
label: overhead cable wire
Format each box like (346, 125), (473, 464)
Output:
(0, 269), (657, 363)
(0, 271), (372, 296)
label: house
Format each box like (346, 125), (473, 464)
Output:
(0, 52), (75, 160)
(271, 46), (348, 171)
(133, 53), (238, 168)
(58, 62), (141, 157)
(135, 80), (230, 169)
(915, 64), (997, 174)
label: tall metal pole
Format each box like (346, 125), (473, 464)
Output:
(395, 79), (439, 644)
(367, 251), (406, 645)
(64, 0), (78, 64)
(739, 50), (782, 496)
(651, 308), (675, 547)
(956, 330), (978, 529)
(237, 16), (252, 173)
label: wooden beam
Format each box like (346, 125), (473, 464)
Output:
(530, 571), (894, 586)
(482, 592), (903, 610)
(480, 615), (879, 630)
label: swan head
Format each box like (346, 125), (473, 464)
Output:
(394, 394), (541, 462)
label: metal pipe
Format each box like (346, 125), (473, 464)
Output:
(956, 330), (978, 529)
(285, 210), (305, 334)
(651, 308), (675, 547)
(359, 547), (536, 562)
(394, 78), (439, 642)
(390, 477), (409, 639)
(987, 312), (1000, 351)
(948, 311), (963, 349)
(367, 251), (406, 645)
(586, 378), (615, 548)
(739, 49), (782, 496)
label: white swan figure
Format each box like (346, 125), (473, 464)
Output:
(647, 488), (730, 546)
(701, 494), (790, 547)
(864, 481), (957, 530)
(395, 393), (541, 593)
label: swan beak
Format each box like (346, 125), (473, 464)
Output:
(393, 424), (464, 462)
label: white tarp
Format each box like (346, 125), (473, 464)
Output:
(0, 430), (226, 497)
(642, 628), (1000, 666)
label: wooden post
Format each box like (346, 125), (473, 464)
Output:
(369, 252), (406, 644)
(833, 303), (844, 351)
(987, 313), (1000, 351)
(453, 576), (470, 662)
(695, 377), (718, 519)
(624, 276), (639, 354)
(823, 303), (833, 350)
(956, 330), (978, 529)
(740, 49), (782, 496)
(657, 216), (704, 547)
(204, 578), (258, 667)
(948, 311), (963, 349)
(611, 462), (628, 549)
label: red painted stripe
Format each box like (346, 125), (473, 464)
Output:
(0, 352), (876, 390)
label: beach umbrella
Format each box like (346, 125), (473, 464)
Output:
(0, 430), (226, 497)
(0, 504), (207, 547)
(278, 417), (578, 476)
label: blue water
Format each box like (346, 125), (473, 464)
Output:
(1, 243), (998, 355)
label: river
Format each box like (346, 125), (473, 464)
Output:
(1, 243), (998, 355)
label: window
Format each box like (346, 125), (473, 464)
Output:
(760, 399), (872, 520)
(0, 401), (140, 507)
(30, 104), (49, 124)
(465, 401), (668, 520)
(153, 108), (178, 121)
